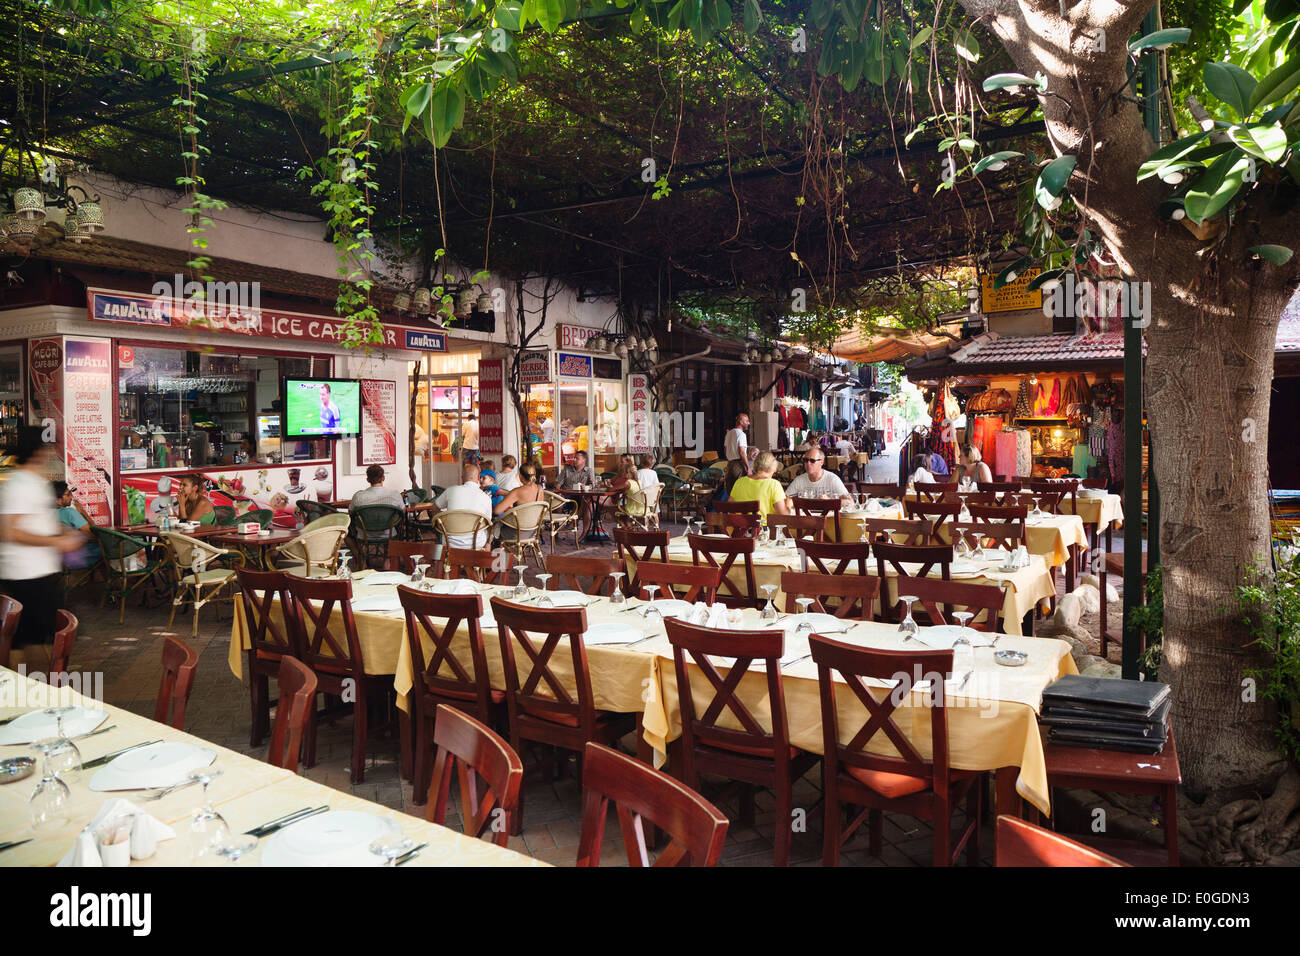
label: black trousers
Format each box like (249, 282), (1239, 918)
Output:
(1, 573), (62, 648)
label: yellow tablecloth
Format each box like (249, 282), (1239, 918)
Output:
(0, 667), (541, 867)
(1061, 493), (1124, 530)
(935, 514), (1087, 570)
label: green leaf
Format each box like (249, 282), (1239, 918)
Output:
(1250, 52), (1300, 111)
(810, 0), (834, 31)
(1183, 148), (1250, 223)
(910, 26), (932, 51)
(464, 61), (485, 100)
(954, 29), (980, 63)
(1249, 244), (1294, 264)
(1128, 27), (1192, 54)
(743, 0), (760, 34)
(972, 150), (1023, 174)
(982, 72), (1034, 92)
(494, 0), (523, 30)
(539, 0), (565, 32)
(1204, 62), (1258, 119)
(428, 84), (466, 147)
(1227, 123), (1289, 162)
(400, 81), (433, 126)
(1038, 155), (1076, 196)
(1136, 131), (1212, 180)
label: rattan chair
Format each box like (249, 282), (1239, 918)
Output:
(349, 504), (406, 570)
(495, 500), (550, 568)
(542, 491), (581, 551)
(273, 523), (348, 577)
(430, 509), (493, 551)
(161, 531), (244, 636)
(91, 527), (167, 623)
(616, 483), (662, 531)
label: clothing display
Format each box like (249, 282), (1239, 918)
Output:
(969, 414), (1002, 468)
(995, 428), (1032, 479)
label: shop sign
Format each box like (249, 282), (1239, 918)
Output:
(404, 330), (448, 351)
(478, 360), (505, 455)
(980, 270), (1043, 314)
(118, 345), (135, 369)
(63, 337), (114, 525)
(557, 324), (599, 350)
(519, 351), (550, 386)
(628, 373), (652, 453)
(31, 339), (61, 374)
(557, 352), (592, 378)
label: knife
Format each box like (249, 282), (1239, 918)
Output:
(73, 724), (116, 741)
(0, 839), (32, 852)
(246, 805), (328, 838)
(83, 739), (162, 769)
(0, 711), (32, 726)
(393, 841), (428, 866)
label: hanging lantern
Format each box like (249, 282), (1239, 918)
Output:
(646, 335), (658, 351)
(615, 342), (629, 359)
(13, 187), (46, 220)
(626, 335), (640, 352)
(392, 290), (411, 312)
(475, 292), (493, 312)
(74, 201), (104, 233)
(591, 334), (607, 352)
(455, 287), (476, 316)
(61, 214), (88, 243)
(412, 287), (432, 314)
(647, 348), (659, 363)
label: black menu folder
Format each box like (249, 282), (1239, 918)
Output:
(1046, 728), (1168, 754)
(1040, 676), (1171, 752)
(1040, 675), (1170, 719)
(1039, 697), (1172, 736)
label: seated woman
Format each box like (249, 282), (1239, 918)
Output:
(176, 474), (215, 524)
(909, 453), (937, 487)
(601, 461), (642, 519)
(492, 462), (546, 541)
(728, 451), (790, 517)
(955, 443), (994, 485)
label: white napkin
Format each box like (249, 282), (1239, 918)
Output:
(350, 593), (404, 613)
(58, 829), (102, 868)
(705, 604), (728, 629)
(688, 601), (711, 625)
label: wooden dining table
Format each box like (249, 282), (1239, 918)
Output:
(210, 528), (299, 569)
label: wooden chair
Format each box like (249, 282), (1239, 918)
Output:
(1030, 478), (1079, 515)
(996, 815), (1127, 867)
(848, 517), (933, 547)
(399, 586), (501, 804)
(874, 541), (953, 622)
(153, 635), (199, 731)
(0, 595), (21, 669)
(857, 482), (903, 499)
(809, 637), (982, 867)
(427, 704), (524, 847)
(779, 570), (880, 620)
(765, 513), (826, 543)
(49, 609), (77, 680)
(892, 576), (1006, 632)
(266, 655), (317, 774)
(614, 528), (669, 597)
(801, 539), (872, 576)
(713, 500), (759, 517)
(1023, 490), (1064, 514)
(968, 502), (1029, 522)
(704, 511), (760, 537)
(914, 481), (958, 502)
(576, 742), (728, 867)
(687, 532), (760, 609)
(665, 617), (819, 866)
(1081, 477), (1108, 489)
(284, 574), (388, 783)
(544, 554), (623, 596)
(792, 496), (842, 541)
(385, 540), (444, 574)
(445, 546), (513, 584)
(490, 599), (636, 828)
(237, 568), (296, 747)
(978, 480), (1023, 494)
(634, 560), (723, 603)
(950, 519), (1025, 553)
(903, 500), (962, 540)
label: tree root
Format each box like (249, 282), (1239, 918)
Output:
(1196, 766), (1300, 865)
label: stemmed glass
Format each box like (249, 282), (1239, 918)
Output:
(609, 572), (626, 605)
(691, 518), (704, 538)
(512, 565), (529, 599)
(897, 595), (919, 641)
(29, 739), (72, 832)
(954, 533), (971, 561)
(369, 819), (416, 866)
(794, 597), (816, 633)
(188, 768), (229, 863)
(42, 707), (82, 780)
(410, 558), (426, 590)
(641, 585), (662, 623)
(337, 549), (353, 580)
(858, 515), (870, 545)
(535, 573), (553, 608)
(760, 584), (779, 622)
(952, 611), (976, 684)
(1029, 496), (1045, 521)
(215, 832), (259, 865)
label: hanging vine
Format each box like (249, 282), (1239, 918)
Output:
(175, 25), (226, 308)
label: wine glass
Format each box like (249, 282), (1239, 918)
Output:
(760, 584), (779, 622)
(897, 595), (919, 641)
(535, 573), (553, 608)
(29, 739), (71, 832)
(794, 597), (816, 633)
(1029, 496), (1044, 521)
(410, 558), (426, 590)
(609, 572), (626, 605)
(954, 534), (971, 560)
(970, 532), (987, 562)
(188, 768), (229, 863)
(512, 565), (529, 599)
(691, 518), (704, 538)
(369, 819), (416, 866)
(215, 832), (259, 865)
(858, 516), (870, 545)
(952, 611), (976, 685)
(337, 549), (352, 580)
(641, 584), (662, 623)
(43, 707), (82, 780)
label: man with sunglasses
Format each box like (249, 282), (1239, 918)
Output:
(784, 448), (853, 505)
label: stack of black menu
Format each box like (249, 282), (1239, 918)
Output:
(1039, 675), (1171, 754)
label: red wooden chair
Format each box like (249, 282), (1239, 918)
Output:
(237, 568), (296, 748)
(490, 598), (636, 828)
(614, 528), (669, 596)
(153, 635), (199, 731)
(0, 595), (21, 669)
(968, 502), (1029, 522)
(914, 481), (958, 502)
(576, 742), (728, 867)
(544, 554), (623, 596)
(849, 517), (933, 547)
(765, 513), (827, 543)
(801, 539), (872, 576)
(713, 500), (759, 517)
(284, 574), (388, 783)
(266, 655), (317, 774)
(45, 609), (78, 685)
(634, 561), (723, 603)
(687, 532), (760, 608)
(950, 519), (1025, 553)
(427, 704), (524, 848)
(779, 570), (880, 620)
(892, 576), (1006, 631)
(904, 500), (962, 540)
(978, 480), (1023, 494)
(1022, 489), (1064, 514)
(399, 585), (501, 804)
(809, 636), (983, 867)
(792, 496), (842, 541)
(1030, 478), (1079, 515)
(874, 541), (953, 622)
(996, 815), (1127, 867)
(445, 546), (513, 584)
(704, 511), (760, 537)
(386, 540), (445, 575)
(1081, 477), (1108, 489)
(665, 617), (819, 866)
(857, 482), (903, 499)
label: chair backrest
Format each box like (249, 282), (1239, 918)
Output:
(800, 539), (872, 576)
(614, 528), (669, 595)
(809, 636), (956, 794)
(1030, 478), (1078, 514)
(161, 531), (228, 573)
(296, 499), (340, 524)
(914, 481), (958, 502)
(665, 616), (792, 766)
(386, 540), (444, 573)
(623, 483), (662, 516)
(673, 464), (697, 481)
(1081, 477), (1108, 489)
(236, 568), (296, 659)
(491, 599), (598, 735)
(445, 546), (513, 584)
(704, 512), (759, 537)
(245, 508), (273, 529)
(497, 500), (549, 540)
(284, 574), (366, 676)
(544, 554), (623, 595)
(266, 655), (317, 773)
(431, 510), (492, 550)
(1024, 489), (1065, 514)
(996, 815), (1128, 867)
(91, 526), (150, 564)
(903, 499), (962, 532)
(950, 519), (1025, 553)
(893, 576), (1006, 632)
(858, 482), (903, 499)
(276, 525), (347, 575)
(211, 505), (239, 526)
(154, 635), (199, 730)
(634, 560), (723, 603)
(779, 570), (881, 619)
(351, 504), (405, 537)
(792, 496), (842, 522)
(850, 517), (933, 547)
(0, 595), (22, 669)
(576, 742), (728, 867)
(405, 487), (430, 504)
(49, 609), (77, 678)
(874, 542), (953, 621)
(977, 480), (1022, 494)
(766, 513), (827, 542)
(687, 532), (758, 607)
(427, 704), (524, 847)
(714, 500), (759, 516)
(302, 512), (350, 534)
(399, 586), (494, 721)
(968, 503), (1030, 522)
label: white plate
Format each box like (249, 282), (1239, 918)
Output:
(431, 579), (479, 595)
(89, 742), (216, 792)
(350, 593), (404, 613)
(582, 622), (645, 646)
(261, 810), (391, 867)
(914, 624), (994, 649)
(360, 571), (410, 586)
(0, 706), (108, 745)
(538, 589), (591, 607)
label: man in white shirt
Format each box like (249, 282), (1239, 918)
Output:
(349, 465), (406, 512)
(431, 462), (492, 549)
(784, 448), (853, 504)
(835, 435), (856, 460)
(636, 453), (660, 490)
(723, 412), (750, 467)
(460, 414), (480, 455)
(496, 454), (521, 493)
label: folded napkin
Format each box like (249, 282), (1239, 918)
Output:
(57, 798), (176, 867)
(58, 829), (102, 868)
(350, 593), (404, 613)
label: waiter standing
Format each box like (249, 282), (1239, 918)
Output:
(724, 411), (750, 470)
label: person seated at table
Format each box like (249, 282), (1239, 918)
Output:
(177, 474), (215, 524)
(784, 448), (853, 505)
(556, 450), (596, 490)
(744, 446), (761, 475)
(496, 454), (521, 493)
(478, 460), (504, 509)
(268, 492), (298, 530)
(729, 451), (790, 517)
(909, 453), (937, 487)
(955, 443), (994, 485)
(53, 481), (100, 570)
(349, 464), (405, 512)
(493, 462), (546, 541)
(636, 454), (660, 490)
(708, 459), (749, 510)
(928, 450), (950, 477)
(432, 462), (493, 549)
(601, 461), (643, 519)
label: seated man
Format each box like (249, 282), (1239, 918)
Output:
(555, 450), (597, 490)
(431, 461), (493, 549)
(53, 481), (100, 570)
(784, 448), (853, 505)
(349, 464), (405, 512)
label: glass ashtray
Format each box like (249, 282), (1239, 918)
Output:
(993, 650), (1028, 667)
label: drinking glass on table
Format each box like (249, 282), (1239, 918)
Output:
(794, 597), (816, 633)
(29, 739), (72, 832)
(608, 572), (626, 605)
(760, 584), (779, 622)
(952, 611), (976, 683)
(897, 595), (919, 640)
(641, 585), (662, 623)
(42, 707), (82, 780)
(369, 819), (416, 866)
(512, 565), (529, 599)
(188, 768), (230, 863)
(337, 549), (353, 580)
(535, 573), (553, 608)
(410, 558), (426, 590)
(215, 832), (259, 865)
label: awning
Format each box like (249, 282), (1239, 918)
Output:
(831, 325), (957, 363)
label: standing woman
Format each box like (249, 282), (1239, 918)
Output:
(0, 427), (84, 669)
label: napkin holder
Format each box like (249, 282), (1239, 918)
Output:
(238, 521), (261, 535)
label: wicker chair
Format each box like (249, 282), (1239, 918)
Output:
(296, 499), (339, 525)
(495, 500), (550, 568)
(273, 524), (348, 577)
(210, 505), (239, 527)
(616, 484), (662, 531)
(430, 509), (493, 551)
(542, 491), (581, 551)
(91, 527), (167, 623)
(349, 504), (406, 570)
(160, 531), (244, 636)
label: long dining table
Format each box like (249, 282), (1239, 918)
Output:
(0, 666), (542, 867)
(228, 570), (1075, 816)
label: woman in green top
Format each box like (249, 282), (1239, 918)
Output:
(728, 451), (790, 517)
(607, 461), (644, 517)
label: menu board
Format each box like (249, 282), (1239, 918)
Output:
(357, 379), (397, 466)
(478, 359), (505, 455)
(63, 336), (114, 524)
(981, 269), (1043, 313)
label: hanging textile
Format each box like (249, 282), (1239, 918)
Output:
(1014, 378), (1032, 418)
(995, 429), (1033, 479)
(1106, 408), (1125, 483)
(970, 415), (1001, 467)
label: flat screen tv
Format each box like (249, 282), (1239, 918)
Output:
(283, 378), (361, 438)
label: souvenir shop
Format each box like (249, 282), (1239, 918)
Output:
(772, 363), (876, 451)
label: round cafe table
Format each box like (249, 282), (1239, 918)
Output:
(559, 487), (618, 543)
(211, 528), (299, 569)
